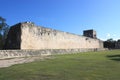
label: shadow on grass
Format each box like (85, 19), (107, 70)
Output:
(107, 54), (120, 61)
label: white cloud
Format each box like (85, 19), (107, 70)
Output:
(106, 33), (111, 37)
(113, 34), (116, 37)
(100, 33), (120, 41)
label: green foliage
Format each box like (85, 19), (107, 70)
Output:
(117, 39), (120, 42)
(104, 38), (116, 49)
(107, 38), (114, 42)
(0, 50), (120, 80)
(0, 16), (6, 29)
(0, 16), (9, 49)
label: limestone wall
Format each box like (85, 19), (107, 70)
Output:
(0, 48), (106, 59)
(20, 23), (103, 49)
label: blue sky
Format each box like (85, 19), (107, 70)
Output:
(0, 0), (120, 41)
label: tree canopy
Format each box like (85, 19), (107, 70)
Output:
(0, 16), (9, 49)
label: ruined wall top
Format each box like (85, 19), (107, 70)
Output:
(83, 29), (97, 39)
(20, 22), (98, 40)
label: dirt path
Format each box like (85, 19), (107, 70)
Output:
(0, 56), (51, 68)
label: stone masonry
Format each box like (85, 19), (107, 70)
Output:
(4, 22), (103, 50)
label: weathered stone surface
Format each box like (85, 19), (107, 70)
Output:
(4, 23), (21, 49)
(4, 22), (103, 49)
(83, 29), (97, 39)
(0, 48), (107, 59)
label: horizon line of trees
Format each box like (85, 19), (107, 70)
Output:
(104, 38), (120, 49)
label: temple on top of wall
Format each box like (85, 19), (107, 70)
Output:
(4, 22), (103, 50)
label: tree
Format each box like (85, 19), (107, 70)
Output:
(104, 38), (116, 49)
(117, 39), (120, 42)
(107, 38), (114, 42)
(0, 16), (9, 49)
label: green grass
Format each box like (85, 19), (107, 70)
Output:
(0, 50), (120, 80)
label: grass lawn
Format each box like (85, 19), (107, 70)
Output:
(0, 50), (120, 80)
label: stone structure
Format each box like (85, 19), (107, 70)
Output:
(83, 29), (97, 39)
(0, 48), (107, 59)
(4, 22), (103, 50)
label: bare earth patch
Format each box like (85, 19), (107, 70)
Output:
(0, 56), (52, 68)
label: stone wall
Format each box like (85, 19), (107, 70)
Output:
(20, 22), (103, 49)
(0, 48), (106, 59)
(4, 22), (103, 49)
(4, 23), (21, 49)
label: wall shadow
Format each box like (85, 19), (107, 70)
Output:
(107, 54), (120, 61)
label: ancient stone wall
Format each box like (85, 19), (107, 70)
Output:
(1, 22), (105, 59)
(4, 23), (21, 49)
(0, 48), (106, 59)
(20, 22), (103, 49)
(4, 22), (103, 49)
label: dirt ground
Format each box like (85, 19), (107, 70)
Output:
(0, 56), (51, 68)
